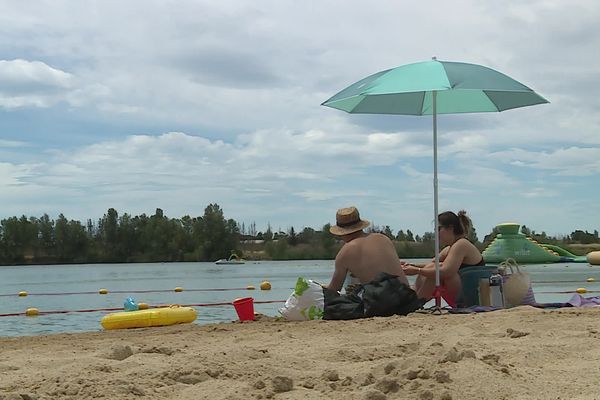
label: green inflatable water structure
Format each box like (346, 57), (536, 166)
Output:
(482, 223), (588, 264)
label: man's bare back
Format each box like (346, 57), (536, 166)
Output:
(327, 232), (409, 291)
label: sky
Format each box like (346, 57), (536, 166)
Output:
(0, 0), (599, 239)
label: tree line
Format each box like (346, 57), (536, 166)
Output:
(0, 204), (238, 265)
(0, 204), (598, 265)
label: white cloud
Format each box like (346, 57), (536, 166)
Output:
(0, 59), (74, 108)
(490, 147), (600, 176)
(0, 139), (28, 148)
(0, 1), (599, 236)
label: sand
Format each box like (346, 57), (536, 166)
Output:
(1, 307), (599, 400)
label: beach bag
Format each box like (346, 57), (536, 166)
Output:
(323, 272), (423, 320)
(279, 277), (324, 320)
(361, 273), (423, 317)
(499, 258), (536, 307)
(322, 286), (364, 320)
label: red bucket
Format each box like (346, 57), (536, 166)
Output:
(232, 297), (255, 321)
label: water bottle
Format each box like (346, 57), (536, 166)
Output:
(489, 274), (504, 308)
(124, 297), (139, 311)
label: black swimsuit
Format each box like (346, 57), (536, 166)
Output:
(459, 257), (486, 269)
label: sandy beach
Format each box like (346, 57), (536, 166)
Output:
(1, 307), (599, 400)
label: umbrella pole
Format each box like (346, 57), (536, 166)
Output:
(432, 90), (442, 311)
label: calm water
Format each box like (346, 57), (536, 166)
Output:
(0, 260), (598, 337)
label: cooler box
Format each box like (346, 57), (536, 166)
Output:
(456, 265), (498, 307)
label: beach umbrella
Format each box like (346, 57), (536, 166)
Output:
(321, 58), (548, 309)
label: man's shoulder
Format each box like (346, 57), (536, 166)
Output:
(339, 241), (360, 254)
(344, 232), (392, 251)
(363, 232), (386, 239)
(369, 232), (394, 243)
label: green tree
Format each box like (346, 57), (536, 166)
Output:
(199, 204), (240, 261)
(37, 214), (54, 258)
(383, 225), (394, 240)
(54, 214), (69, 261)
(298, 227), (317, 244)
(320, 223), (336, 259)
(422, 232), (435, 242)
(287, 226), (297, 246)
(264, 223), (273, 241)
(117, 213), (137, 261)
(66, 219), (88, 262)
(0, 216), (38, 263)
(50, 215), (88, 262)
(265, 237), (288, 259)
(98, 208), (119, 261)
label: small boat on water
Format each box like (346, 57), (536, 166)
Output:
(215, 254), (246, 265)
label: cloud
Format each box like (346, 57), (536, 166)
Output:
(490, 147), (600, 176)
(0, 162), (37, 186)
(0, 1), (599, 236)
(0, 139), (28, 148)
(0, 59), (74, 108)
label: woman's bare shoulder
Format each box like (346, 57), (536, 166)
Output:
(452, 238), (478, 252)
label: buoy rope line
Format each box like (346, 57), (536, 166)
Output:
(535, 290), (596, 294)
(0, 287), (273, 297)
(3, 279), (598, 297)
(532, 280), (598, 284)
(0, 300), (286, 318)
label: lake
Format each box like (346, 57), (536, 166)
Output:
(1, 260), (597, 337)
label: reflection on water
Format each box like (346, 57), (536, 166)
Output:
(0, 260), (598, 337)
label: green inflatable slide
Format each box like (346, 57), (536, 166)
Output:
(482, 223), (587, 264)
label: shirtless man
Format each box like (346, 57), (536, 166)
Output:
(325, 206), (410, 292)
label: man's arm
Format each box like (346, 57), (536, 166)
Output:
(325, 252), (349, 292)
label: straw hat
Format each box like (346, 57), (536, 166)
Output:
(329, 206), (370, 236)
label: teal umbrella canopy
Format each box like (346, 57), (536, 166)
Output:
(322, 60), (549, 115)
(321, 59), (548, 310)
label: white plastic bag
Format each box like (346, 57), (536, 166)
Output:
(279, 277), (324, 321)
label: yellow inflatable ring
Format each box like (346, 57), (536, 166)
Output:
(101, 306), (197, 330)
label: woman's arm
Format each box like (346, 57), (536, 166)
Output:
(403, 245), (453, 275)
(433, 241), (469, 277)
(425, 245), (451, 264)
(439, 245), (451, 262)
(404, 246), (463, 279)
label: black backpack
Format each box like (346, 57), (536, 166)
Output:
(323, 272), (424, 320)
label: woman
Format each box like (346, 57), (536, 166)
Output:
(402, 210), (484, 304)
